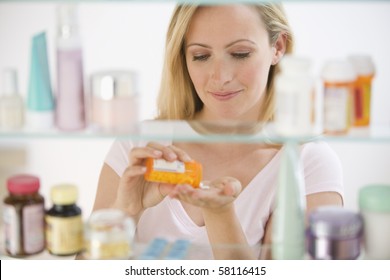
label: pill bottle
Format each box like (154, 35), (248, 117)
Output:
(348, 55), (375, 127)
(144, 158), (202, 188)
(322, 60), (356, 134)
(83, 209), (135, 260)
(45, 184), (83, 256)
(3, 174), (45, 257)
(306, 206), (363, 260)
(359, 184), (390, 259)
(274, 55), (316, 137)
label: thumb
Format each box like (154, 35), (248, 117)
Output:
(221, 177), (242, 197)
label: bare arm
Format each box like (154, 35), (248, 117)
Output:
(92, 163), (121, 212)
(170, 177), (255, 259)
(203, 206), (256, 260)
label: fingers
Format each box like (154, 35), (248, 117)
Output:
(147, 142), (192, 162)
(201, 177), (242, 197)
(122, 165), (147, 181)
(129, 146), (162, 166)
(129, 142), (192, 166)
(168, 177), (242, 209)
(221, 177), (242, 198)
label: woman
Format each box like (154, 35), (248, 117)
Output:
(92, 4), (343, 259)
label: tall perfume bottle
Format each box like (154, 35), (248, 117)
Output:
(0, 69), (24, 130)
(55, 3), (86, 131)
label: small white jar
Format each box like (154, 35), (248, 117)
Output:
(83, 209), (135, 260)
(359, 184), (390, 259)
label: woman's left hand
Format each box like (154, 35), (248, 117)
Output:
(168, 177), (242, 212)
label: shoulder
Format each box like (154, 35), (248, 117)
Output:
(104, 139), (137, 177)
(299, 141), (344, 197)
(300, 141), (341, 166)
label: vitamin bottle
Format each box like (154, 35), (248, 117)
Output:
(45, 184), (83, 256)
(83, 209), (135, 259)
(348, 55), (375, 127)
(322, 60), (356, 134)
(3, 174), (45, 257)
(144, 158), (202, 188)
(274, 55), (316, 136)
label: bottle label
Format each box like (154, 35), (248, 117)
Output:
(3, 205), (21, 255)
(46, 215), (83, 255)
(324, 86), (350, 132)
(23, 204), (45, 254)
(152, 159), (185, 173)
(3, 204), (45, 255)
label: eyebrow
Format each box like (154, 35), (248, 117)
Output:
(186, 39), (256, 49)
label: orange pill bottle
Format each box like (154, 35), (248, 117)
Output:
(144, 158), (202, 188)
(348, 55), (375, 127)
(322, 60), (356, 135)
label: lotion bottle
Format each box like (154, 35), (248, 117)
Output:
(0, 69), (24, 130)
(272, 142), (306, 259)
(55, 3), (86, 131)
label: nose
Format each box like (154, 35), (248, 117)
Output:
(210, 58), (233, 87)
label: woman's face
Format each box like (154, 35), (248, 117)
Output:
(185, 5), (276, 122)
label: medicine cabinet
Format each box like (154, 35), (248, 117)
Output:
(0, 0), (390, 259)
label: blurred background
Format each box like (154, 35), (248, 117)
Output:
(0, 1), (390, 219)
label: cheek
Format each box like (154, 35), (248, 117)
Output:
(187, 64), (204, 90)
(239, 63), (270, 91)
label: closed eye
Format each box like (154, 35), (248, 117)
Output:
(232, 52), (251, 59)
(192, 54), (210, 61)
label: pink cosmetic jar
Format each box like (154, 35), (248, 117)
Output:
(90, 70), (138, 133)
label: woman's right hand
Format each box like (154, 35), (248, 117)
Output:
(112, 142), (192, 218)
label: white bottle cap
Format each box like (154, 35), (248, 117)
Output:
(26, 110), (54, 131)
(348, 55), (375, 76)
(2, 68), (18, 96)
(322, 59), (356, 83)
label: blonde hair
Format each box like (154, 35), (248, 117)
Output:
(156, 4), (294, 121)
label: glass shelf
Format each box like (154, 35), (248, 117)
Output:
(1, 121), (390, 143)
(1, 0), (389, 3)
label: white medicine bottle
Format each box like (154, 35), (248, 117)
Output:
(274, 55), (316, 137)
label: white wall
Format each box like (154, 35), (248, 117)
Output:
(1, 2), (390, 216)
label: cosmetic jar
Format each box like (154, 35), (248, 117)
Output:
(359, 184), (390, 259)
(83, 209), (135, 259)
(307, 206), (363, 260)
(91, 70), (138, 133)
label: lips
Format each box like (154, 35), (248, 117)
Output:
(209, 90), (242, 101)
